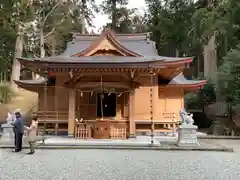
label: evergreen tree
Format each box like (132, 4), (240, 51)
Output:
(101, 0), (128, 31)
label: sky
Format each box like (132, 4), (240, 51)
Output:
(88, 0), (147, 33)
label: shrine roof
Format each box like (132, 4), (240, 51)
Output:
(61, 39), (157, 56)
(61, 32), (157, 56)
(18, 29), (193, 66)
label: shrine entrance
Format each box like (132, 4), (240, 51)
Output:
(97, 93), (116, 118)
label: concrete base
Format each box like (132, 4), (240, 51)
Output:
(177, 124), (199, 147)
(128, 134), (136, 139)
(35, 136), (161, 146)
(0, 145), (233, 152)
(68, 134), (74, 138)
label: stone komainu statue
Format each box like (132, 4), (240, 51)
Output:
(179, 109), (194, 125)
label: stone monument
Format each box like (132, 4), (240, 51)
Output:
(177, 109), (199, 147)
(0, 112), (14, 144)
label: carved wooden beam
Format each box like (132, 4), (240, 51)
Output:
(77, 82), (131, 89)
(64, 73), (83, 87)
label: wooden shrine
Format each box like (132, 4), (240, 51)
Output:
(15, 28), (207, 139)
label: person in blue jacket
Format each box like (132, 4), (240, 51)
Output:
(12, 112), (24, 152)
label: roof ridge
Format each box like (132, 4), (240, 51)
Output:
(72, 32), (150, 37)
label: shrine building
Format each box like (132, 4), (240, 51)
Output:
(15, 28), (207, 139)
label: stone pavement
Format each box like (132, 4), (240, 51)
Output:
(0, 148), (240, 180)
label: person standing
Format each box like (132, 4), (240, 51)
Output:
(25, 116), (38, 155)
(12, 112), (24, 152)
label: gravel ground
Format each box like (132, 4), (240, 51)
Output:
(0, 148), (240, 180)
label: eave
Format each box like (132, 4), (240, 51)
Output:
(17, 57), (166, 72)
(164, 58), (192, 66)
(167, 73), (207, 91)
(17, 56), (193, 71)
(14, 79), (46, 92)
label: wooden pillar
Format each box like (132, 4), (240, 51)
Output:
(68, 88), (76, 137)
(129, 89), (136, 138)
(54, 86), (58, 119)
(43, 72), (48, 139)
(152, 75), (158, 119)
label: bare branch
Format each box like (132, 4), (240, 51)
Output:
(43, 14), (68, 39)
(44, 27), (56, 38)
(43, 2), (61, 25)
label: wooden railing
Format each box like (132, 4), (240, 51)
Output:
(75, 123), (92, 139)
(37, 111), (68, 120)
(162, 112), (178, 135)
(135, 112), (178, 136)
(37, 119), (68, 135)
(110, 125), (127, 139)
(74, 121), (128, 139)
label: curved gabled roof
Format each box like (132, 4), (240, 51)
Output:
(60, 29), (158, 57)
(71, 28), (141, 57)
(17, 29), (194, 68)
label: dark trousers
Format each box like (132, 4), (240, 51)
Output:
(14, 133), (23, 151)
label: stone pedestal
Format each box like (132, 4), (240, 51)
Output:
(0, 124), (14, 144)
(177, 124), (199, 147)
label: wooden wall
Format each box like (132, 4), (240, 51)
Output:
(157, 87), (184, 120)
(38, 87), (56, 111)
(134, 76), (184, 121)
(38, 75), (69, 113)
(37, 74), (184, 121)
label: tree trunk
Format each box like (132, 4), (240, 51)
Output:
(11, 25), (24, 90)
(35, 26), (45, 80)
(51, 35), (56, 56)
(203, 33), (217, 84)
(80, 15), (85, 34)
(111, 0), (117, 31)
(227, 101), (235, 136)
(40, 26), (45, 59)
(176, 49), (179, 57)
